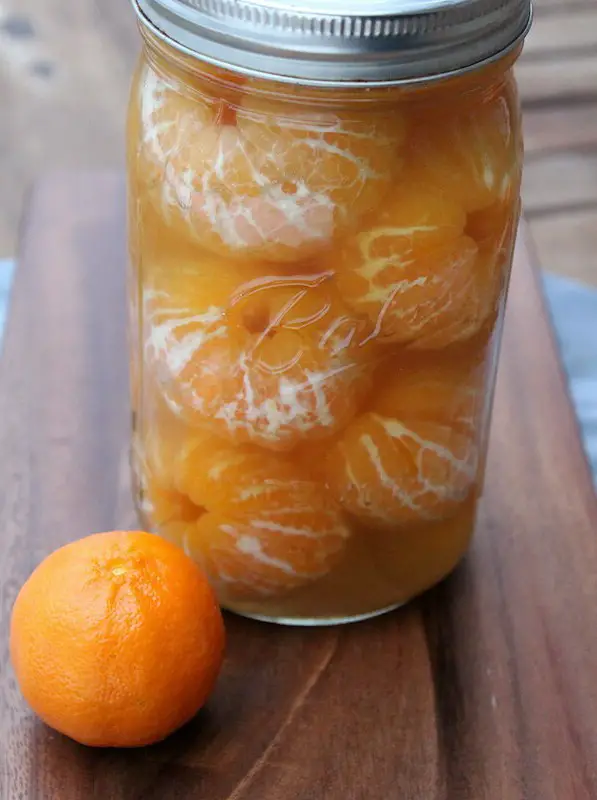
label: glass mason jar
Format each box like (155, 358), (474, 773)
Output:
(127, 0), (531, 624)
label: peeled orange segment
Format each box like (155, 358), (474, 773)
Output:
(408, 88), (521, 213)
(136, 423), (349, 599)
(131, 393), (208, 552)
(177, 444), (351, 600)
(137, 64), (407, 263)
(135, 437), (199, 530)
(138, 68), (301, 262)
(188, 511), (341, 601)
(467, 193), (520, 265)
(457, 196), (520, 347)
(138, 71), (278, 259)
(145, 261), (376, 450)
(137, 66), (216, 190)
(143, 259), (254, 421)
(467, 201), (511, 258)
(323, 362), (483, 526)
(236, 95), (406, 233)
(334, 179), (494, 348)
(373, 359), (486, 434)
(325, 414), (477, 526)
(406, 248), (504, 351)
(408, 204), (519, 351)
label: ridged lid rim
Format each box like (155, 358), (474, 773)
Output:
(131, 0), (532, 87)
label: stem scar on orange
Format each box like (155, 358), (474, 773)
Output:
(9, 531), (225, 748)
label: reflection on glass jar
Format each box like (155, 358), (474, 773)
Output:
(127, 3), (528, 623)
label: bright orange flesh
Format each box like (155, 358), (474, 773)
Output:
(144, 259), (376, 450)
(323, 359), (486, 527)
(136, 408), (350, 601)
(136, 69), (405, 263)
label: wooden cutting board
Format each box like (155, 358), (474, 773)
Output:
(1, 172), (597, 800)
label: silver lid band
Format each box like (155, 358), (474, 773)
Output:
(132, 0), (532, 86)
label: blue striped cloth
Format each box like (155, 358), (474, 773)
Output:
(0, 259), (12, 337)
(543, 273), (597, 482)
(0, 259), (595, 483)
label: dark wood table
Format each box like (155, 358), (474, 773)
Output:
(1, 172), (597, 799)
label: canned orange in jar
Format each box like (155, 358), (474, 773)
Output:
(127, 0), (531, 623)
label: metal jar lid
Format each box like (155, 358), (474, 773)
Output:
(131, 0), (532, 86)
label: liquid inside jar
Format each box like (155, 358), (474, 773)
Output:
(127, 37), (522, 624)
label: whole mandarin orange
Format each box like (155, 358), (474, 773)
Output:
(10, 531), (225, 748)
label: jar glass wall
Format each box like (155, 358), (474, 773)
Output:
(127, 31), (523, 624)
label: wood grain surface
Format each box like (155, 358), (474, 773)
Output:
(1, 172), (597, 799)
